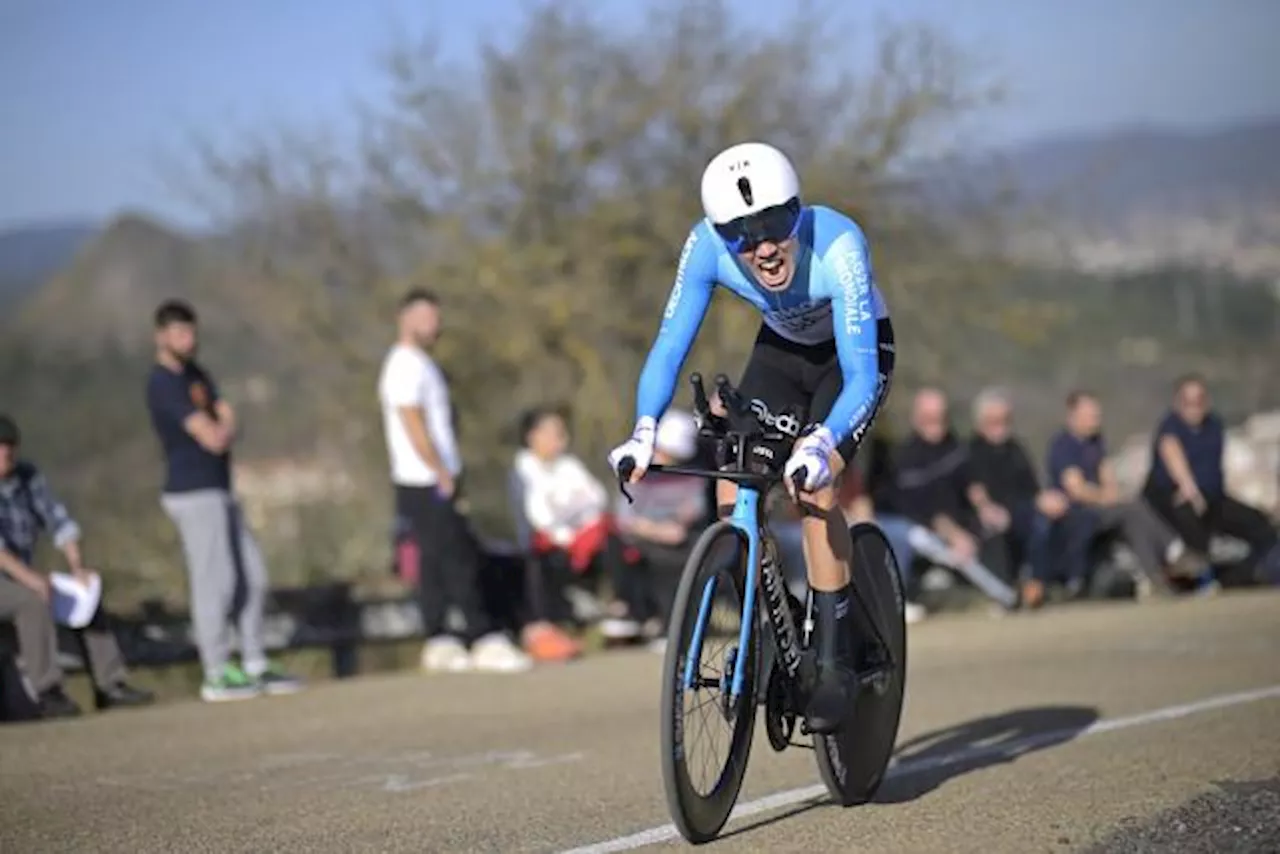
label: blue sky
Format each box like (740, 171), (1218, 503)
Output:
(2, 0), (1278, 229)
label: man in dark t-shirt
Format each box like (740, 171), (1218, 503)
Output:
(872, 388), (1018, 610)
(146, 360), (231, 493)
(965, 388), (1068, 607)
(1044, 390), (1189, 598)
(145, 299), (301, 702)
(1142, 375), (1279, 582)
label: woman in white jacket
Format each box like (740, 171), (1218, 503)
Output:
(514, 407), (647, 640)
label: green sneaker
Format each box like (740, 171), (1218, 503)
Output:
(250, 662), (304, 696)
(200, 664), (261, 703)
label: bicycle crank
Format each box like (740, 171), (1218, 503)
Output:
(763, 664), (797, 752)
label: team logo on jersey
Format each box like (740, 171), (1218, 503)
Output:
(664, 230), (699, 320)
(767, 302), (831, 332)
(831, 234), (873, 336)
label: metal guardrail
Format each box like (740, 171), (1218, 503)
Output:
(10, 533), (1262, 684)
(35, 537), (533, 679)
(48, 582), (410, 679)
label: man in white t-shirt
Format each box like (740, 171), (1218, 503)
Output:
(377, 289), (530, 673)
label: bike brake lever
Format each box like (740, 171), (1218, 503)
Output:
(617, 457), (636, 504)
(714, 373), (749, 417)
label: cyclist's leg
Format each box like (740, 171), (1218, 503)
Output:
(806, 318), (895, 595)
(802, 319), (894, 733)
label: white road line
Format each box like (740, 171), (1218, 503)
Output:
(558, 684), (1280, 854)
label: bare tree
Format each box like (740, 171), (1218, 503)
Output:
(178, 0), (1008, 537)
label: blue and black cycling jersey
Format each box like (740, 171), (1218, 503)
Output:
(634, 205), (892, 447)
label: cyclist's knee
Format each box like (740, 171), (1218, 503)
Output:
(715, 480), (737, 518)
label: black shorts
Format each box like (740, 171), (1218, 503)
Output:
(734, 318), (895, 462)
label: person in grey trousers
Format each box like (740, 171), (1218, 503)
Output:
(144, 300), (302, 702)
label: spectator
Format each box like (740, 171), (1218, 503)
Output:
(614, 410), (709, 651)
(1141, 375), (1280, 584)
(851, 420), (922, 620)
(513, 407), (648, 642)
(0, 414), (153, 717)
(146, 300), (303, 702)
(965, 387), (1068, 609)
(377, 289), (530, 673)
(873, 389), (1017, 613)
(1045, 390), (1193, 598)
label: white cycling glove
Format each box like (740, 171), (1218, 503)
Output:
(784, 426), (837, 493)
(607, 416), (657, 479)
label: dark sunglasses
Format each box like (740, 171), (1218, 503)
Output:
(713, 198), (802, 253)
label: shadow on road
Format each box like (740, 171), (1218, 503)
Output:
(874, 704), (1100, 803)
(719, 704), (1100, 842)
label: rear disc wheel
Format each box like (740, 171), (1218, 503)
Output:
(814, 522), (908, 806)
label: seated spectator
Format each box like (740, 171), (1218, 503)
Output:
(1142, 374), (1280, 584)
(514, 407), (647, 641)
(0, 414), (154, 718)
(965, 388), (1069, 609)
(872, 390), (1018, 613)
(1045, 391), (1198, 598)
(614, 410), (708, 651)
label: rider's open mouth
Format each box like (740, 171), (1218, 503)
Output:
(757, 256), (789, 287)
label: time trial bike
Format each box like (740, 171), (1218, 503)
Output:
(615, 371), (908, 844)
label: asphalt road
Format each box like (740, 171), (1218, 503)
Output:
(3, 590), (1278, 854)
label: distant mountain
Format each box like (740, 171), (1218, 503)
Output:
(6, 212), (269, 362)
(946, 117), (1280, 276)
(994, 117), (1280, 222)
(0, 219), (98, 310)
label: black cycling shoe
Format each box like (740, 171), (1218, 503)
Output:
(804, 660), (859, 735)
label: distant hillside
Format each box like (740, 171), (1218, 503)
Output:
(951, 117), (1280, 276)
(0, 220), (98, 310)
(8, 212), (266, 360)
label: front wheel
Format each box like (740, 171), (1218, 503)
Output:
(660, 521), (759, 844)
(814, 522), (908, 806)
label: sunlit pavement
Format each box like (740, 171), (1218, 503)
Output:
(3, 589), (1278, 853)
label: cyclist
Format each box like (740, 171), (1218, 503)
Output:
(608, 141), (895, 735)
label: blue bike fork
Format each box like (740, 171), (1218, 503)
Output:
(682, 487), (760, 706)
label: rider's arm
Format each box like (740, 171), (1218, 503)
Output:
(819, 229), (882, 447)
(634, 226), (719, 425)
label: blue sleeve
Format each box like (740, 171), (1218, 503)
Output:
(635, 225), (718, 422)
(819, 228), (882, 445)
(148, 372), (196, 425)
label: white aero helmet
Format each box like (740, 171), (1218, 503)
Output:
(700, 142), (802, 251)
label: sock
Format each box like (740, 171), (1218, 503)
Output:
(1166, 539), (1185, 564)
(813, 586), (852, 666)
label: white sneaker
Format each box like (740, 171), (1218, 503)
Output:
(599, 617), (641, 640)
(904, 602), (927, 624)
(468, 633), (533, 673)
(421, 636), (472, 673)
